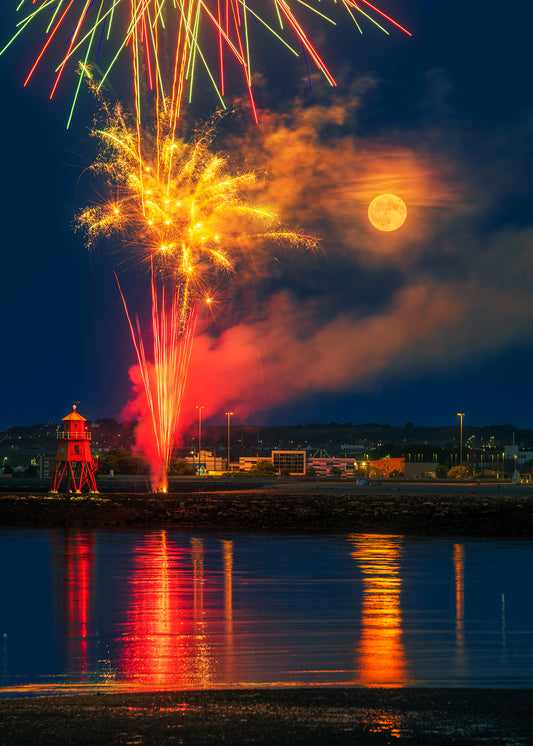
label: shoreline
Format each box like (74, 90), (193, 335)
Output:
(1, 687), (532, 744)
(1, 484), (533, 535)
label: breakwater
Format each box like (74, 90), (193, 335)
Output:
(1, 489), (532, 536)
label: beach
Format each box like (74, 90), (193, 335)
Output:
(1, 687), (533, 744)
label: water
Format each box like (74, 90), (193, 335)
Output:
(1, 528), (532, 696)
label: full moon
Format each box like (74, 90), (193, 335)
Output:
(368, 194), (407, 232)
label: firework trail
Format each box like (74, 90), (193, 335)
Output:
(76, 102), (318, 489)
(2, 1), (411, 126)
(2, 3), (409, 489)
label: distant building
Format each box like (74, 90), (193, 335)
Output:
(238, 456), (267, 472)
(307, 457), (355, 478)
(404, 462), (437, 479)
(339, 444), (368, 458)
(504, 446), (533, 468)
(272, 450), (306, 475)
(367, 457), (405, 478)
(39, 454), (57, 479)
(185, 450), (226, 473)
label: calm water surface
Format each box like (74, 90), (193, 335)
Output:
(1, 528), (532, 695)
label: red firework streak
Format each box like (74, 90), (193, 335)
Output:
(117, 271), (198, 492)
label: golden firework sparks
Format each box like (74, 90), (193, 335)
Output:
(76, 104), (318, 490)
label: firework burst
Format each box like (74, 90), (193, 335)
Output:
(76, 103), (318, 489)
(3, 0), (411, 125)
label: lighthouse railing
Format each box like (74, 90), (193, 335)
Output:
(56, 429), (92, 440)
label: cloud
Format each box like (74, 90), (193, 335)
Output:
(124, 86), (532, 444)
(222, 97), (466, 271)
(184, 221), (533, 423)
(176, 95), (532, 423)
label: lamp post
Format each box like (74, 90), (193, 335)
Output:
(196, 405), (204, 474)
(457, 412), (465, 473)
(225, 411), (234, 472)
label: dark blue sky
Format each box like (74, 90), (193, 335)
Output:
(1, 1), (531, 431)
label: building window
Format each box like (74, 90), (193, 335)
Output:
(272, 451), (306, 475)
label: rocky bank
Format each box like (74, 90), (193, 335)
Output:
(1, 486), (533, 535)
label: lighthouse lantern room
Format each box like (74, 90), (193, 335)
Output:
(50, 405), (98, 493)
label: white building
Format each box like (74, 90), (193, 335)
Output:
(307, 457), (355, 478)
(504, 446), (533, 468)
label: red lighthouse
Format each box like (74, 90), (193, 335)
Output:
(51, 405), (98, 493)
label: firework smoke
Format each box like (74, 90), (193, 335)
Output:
(177, 96), (533, 426)
(76, 103), (317, 489)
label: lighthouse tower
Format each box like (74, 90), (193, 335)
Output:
(50, 405), (98, 493)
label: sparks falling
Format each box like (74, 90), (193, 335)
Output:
(76, 104), (317, 489)
(3, 0), (411, 125)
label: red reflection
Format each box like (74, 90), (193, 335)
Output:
(51, 530), (95, 678)
(454, 543), (465, 665)
(119, 532), (216, 687)
(350, 534), (410, 686)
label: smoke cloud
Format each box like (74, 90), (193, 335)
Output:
(182, 94), (533, 424)
(125, 85), (532, 436)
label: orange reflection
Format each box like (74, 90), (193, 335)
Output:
(454, 543), (465, 667)
(119, 531), (214, 688)
(350, 534), (410, 686)
(221, 539), (234, 681)
(51, 530), (95, 678)
(221, 540), (233, 632)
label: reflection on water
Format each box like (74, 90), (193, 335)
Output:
(119, 533), (233, 688)
(350, 535), (409, 686)
(51, 531), (96, 680)
(1, 529), (533, 695)
(454, 543), (465, 670)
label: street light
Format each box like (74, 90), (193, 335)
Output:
(196, 405), (205, 474)
(457, 412), (465, 473)
(225, 411), (234, 472)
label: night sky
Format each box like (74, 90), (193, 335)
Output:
(0, 1), (531, 433)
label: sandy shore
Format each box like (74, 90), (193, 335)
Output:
(1, 688), (532, 744)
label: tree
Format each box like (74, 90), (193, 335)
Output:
(329, 466), (342, 478)
(389, 469), (405, 479)
(435, 464), (448, 479)
(168, 458), (196, 476)
(98, 449), (148, 475)
(249, 460), (276, 476)
(98, 453), (119, 475)
(447, 465), (471, 479)
(25, 463), (38, 477)
(305, 465), (317, 479)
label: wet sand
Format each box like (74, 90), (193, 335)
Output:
(1, 688), (532, 744)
